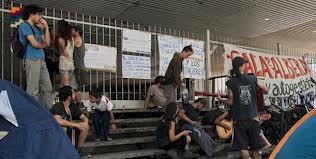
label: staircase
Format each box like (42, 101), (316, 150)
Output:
(80, 109), (274, 159)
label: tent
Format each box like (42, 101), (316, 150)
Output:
(0, 80), (80, 159)
(269, 108), (316, 159)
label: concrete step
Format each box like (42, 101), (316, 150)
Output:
(115, 118), (160, 124)
(81, 143), (231, 159)
(83, 136), (156, 148)
(87, 125), (217, 141)
(82, 136), (157, 154)
(82, 148), (166, 159)
(87, 127), (157, 141)
(112, 108), (215, 113)
(212, 146), (275, 159)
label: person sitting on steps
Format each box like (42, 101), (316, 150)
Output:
(144, 76), (167, 109)
(156, 102), (199, 159)
(50, 86), (89, 154)
(89, 89), (117, 141)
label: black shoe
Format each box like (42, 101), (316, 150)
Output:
(183, 150), (199, 158)
(167, 149), (182, 159)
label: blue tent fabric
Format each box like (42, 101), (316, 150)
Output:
(0, 80), (80, 159)
(270, 109), (316, 159)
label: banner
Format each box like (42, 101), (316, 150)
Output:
(122, 29), (151, 55)
(158, 35), (183, 76)
(183, 39), (205, 79)
(224, 44), (316, 101)
(84, 44), (117, 72)
(158, 34), (205, 79)
(122, 55), (151, 79)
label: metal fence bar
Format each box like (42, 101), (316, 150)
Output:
(1, 4), (315, 107)
(1, 0), (4, 79)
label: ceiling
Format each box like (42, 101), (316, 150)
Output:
(13, 0), (316, 52)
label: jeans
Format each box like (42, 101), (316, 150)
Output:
(181, 123), (216, 157)
(162, 84), (177, 104)
(24, 59), (52, 109)
(92, 110), (110, 139)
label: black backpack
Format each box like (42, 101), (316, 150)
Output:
(10, 22), (35, 59)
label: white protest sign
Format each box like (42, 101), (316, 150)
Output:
(84, 43), (117, 72)
(122, 55), (151, 79)
(183, 39), (205, 79)
(158, 35), (183, 76)
(158, 35), (206, 79)
(122, 29), (151, 55)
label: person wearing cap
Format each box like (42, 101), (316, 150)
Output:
(217, 57), (268, 159)
(162, 45), (193, 104)
(178, 98), (216, 157)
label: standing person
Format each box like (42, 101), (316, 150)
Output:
(156, 102), (198, 159)
(19, 4), (52, 109)
(44, 27), (59, 86)
(217, 57), (269, 159)
(56, 20), (77, 89)
(180, 81), (189, 103)
(71, 25), (87, 88)
(89, 89), (117, 141)
(50, 86), (89, 153)
(163, 45), (193, 104)
(144, 76), (167, 109)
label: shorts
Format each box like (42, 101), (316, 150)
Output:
(74, 68), (88, 87)
(232, 120), (264, 151)
(59, 70), (78, 89)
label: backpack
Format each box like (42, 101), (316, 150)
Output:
(10, 22), (35, 59)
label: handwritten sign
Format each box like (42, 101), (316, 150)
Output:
(183, 38), (205, 79)
(224, 44), (315, 99)
(122, 29), (151, 55)
(122, 55), (151, 79)
(84, 43), (117, 72)
(158, 35), (205, 79)
(158, 35), (183, 76)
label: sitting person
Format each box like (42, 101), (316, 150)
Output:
(200, 108), (232, 130)
(213, 109), (271, 148)
(50, 86), (89, 152)
(144, 76), (167, 109)
(73, 89), (89, 118)
(178, 98), (216, 157)
(156, 102), (198, 159)
(89, 89), (117, 141)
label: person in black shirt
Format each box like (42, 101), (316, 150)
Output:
(156, 102), (198, 159)
(178, 98), (216, 157)
(162, 45), (193, 104)
(217, 57), (268, 159)
(50, 86), (89, 151)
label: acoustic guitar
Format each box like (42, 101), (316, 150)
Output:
(216, 114), (272, 140)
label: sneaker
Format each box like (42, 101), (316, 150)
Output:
(94, 138), (101, 142)
(183, 150), (199, 158)
(167, 149), (181, 159)
(107, 136), (113, 141)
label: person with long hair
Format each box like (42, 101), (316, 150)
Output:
(144, 76), (167, 109)
(56, 20), (77, 89)
(217, 57), (269, 159)
(156, 102), (198, 159)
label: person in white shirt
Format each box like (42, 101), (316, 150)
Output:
(89, 89), (117, 141)
(180, 82), (189, 103)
